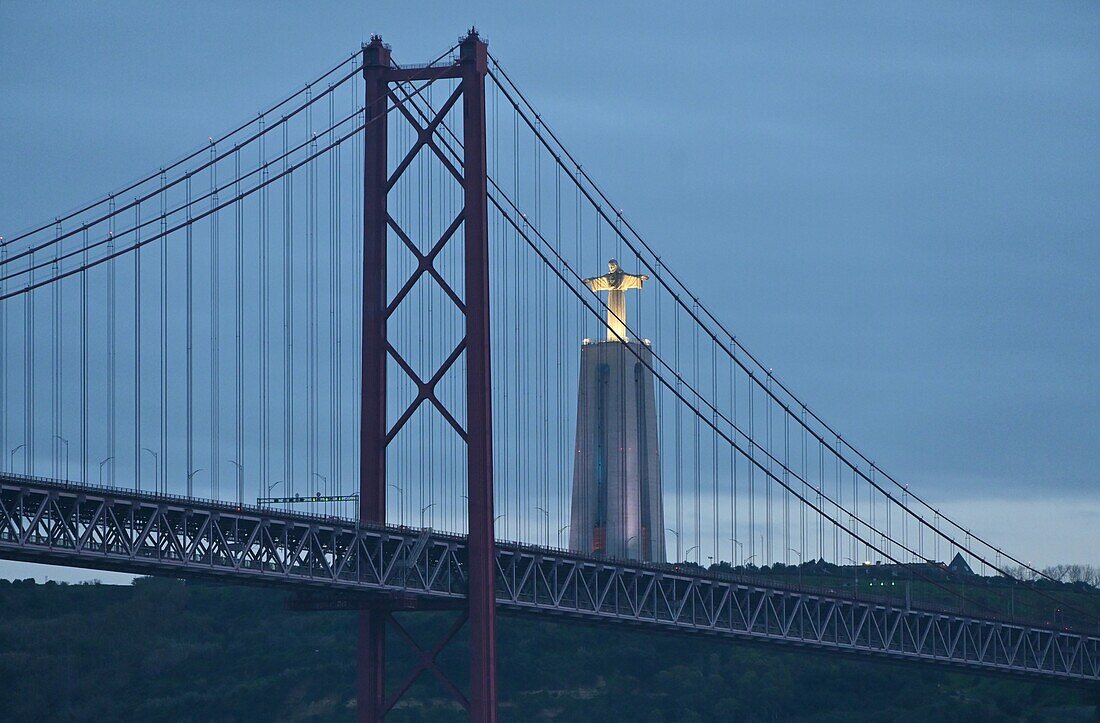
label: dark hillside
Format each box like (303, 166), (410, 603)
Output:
(0, 576), (1095, 722)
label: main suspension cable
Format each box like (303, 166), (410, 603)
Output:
(1, 54), (362, 249)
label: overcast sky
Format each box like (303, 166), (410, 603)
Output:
(1, 2), (1097, 580)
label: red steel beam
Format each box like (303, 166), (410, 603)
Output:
(358, 35), (391, 723)
(459, 31), (499, 722)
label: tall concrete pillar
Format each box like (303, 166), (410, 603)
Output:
(569, 339), (665, 562)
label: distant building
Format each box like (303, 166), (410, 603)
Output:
(948, 552), (974, 576)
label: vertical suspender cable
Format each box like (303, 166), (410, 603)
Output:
(0, 241), (4, 473)
(160, 172), (168, 493)
(413, 86), (423, 525)
(259, 114), (269, 501)
(25, 246), (33, 475)
(555, 161), (563, 543)
(0, 242), (5, 472)
(491, 78), (501, 536)
(186, 177), (194, 496)
(674, 310), (681, 562)
(353, 80), (362, 518)
(692, 304), (700, 563)
(819, 433), (827, 561)
(576, 159), (585, 548)
(283, 119), (294, 506)
(493, 81), (503, 537)
(426, 95), (434, 528)
(712, 343), (718, 562)
(536, 119), (547, 545)
(512, 107), (520, 541)
(816, 415), (825, 560)
(882, 466), (890, 559)
(330, 88), (342, 502)
(80, 229), (88, 483)
(783, 410), (790, 564)
(134, 203), (142, 491)
(835, 433), (841, 562)
(918, 493), (924, 561)
(903, 484), (909, 560)
(747, 377), (754, 564)
(801, 408), (808, 561)
(730, 342), (737, 565)
(869, 465), (876, 561)
(852, 462), (859, 563)
(211, 142), (220, 500)
(52, 221), (61, 479)
(307, 86), (317, 499)
(107, 199), (116, 484)
(765, 373), (772, 564)
(820, 435), (827, 561)
(355, 84), (366, 514)
(235, 147), (244, 506)
(866, 464), (875, 561)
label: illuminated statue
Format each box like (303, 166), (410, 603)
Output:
(583, 259), (649, 342)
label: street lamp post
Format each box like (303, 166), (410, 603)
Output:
(686, 545), (700, 563)
(311, 472), (328, 513)
(258, 480), (284, 507)
(311, 471), (328, 497)
(420, 502), (436, 528)
(730, 538), (744, 567)
(229, 460), (245, 506)
(10, 443), (27, 473)
(187, 468), (205, 498)
(789, 547), (803, 587)
(535, 506), (550, 547)
(142, 448), (159, 495)
(557, 524), (570, 549)
(666, 528), (681, 562)
(388, 484), (403, 522)
(98, 456), (114, 486)
(845, 557), (860, 591)
(53, 435), (70, 481)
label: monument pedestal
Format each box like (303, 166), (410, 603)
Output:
(569, 340), (665, 562)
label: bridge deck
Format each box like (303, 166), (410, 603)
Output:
(1, 474), (1096, 685)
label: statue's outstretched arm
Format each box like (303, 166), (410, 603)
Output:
(584, 276), (611, 292)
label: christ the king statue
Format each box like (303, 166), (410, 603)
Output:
(583, 259), (649, 342)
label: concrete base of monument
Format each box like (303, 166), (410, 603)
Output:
(568, 340), (666, 563)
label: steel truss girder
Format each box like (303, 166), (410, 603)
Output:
(1, 475), (1096, 685)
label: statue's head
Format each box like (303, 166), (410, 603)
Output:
(608, 258), (620, 273)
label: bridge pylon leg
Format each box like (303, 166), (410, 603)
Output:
(359, 31), (391, 723)
(357, 610), (386, 722)
(460, 31), (499, 723)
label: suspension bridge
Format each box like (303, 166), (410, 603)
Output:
(0, 30), (1096, 721)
